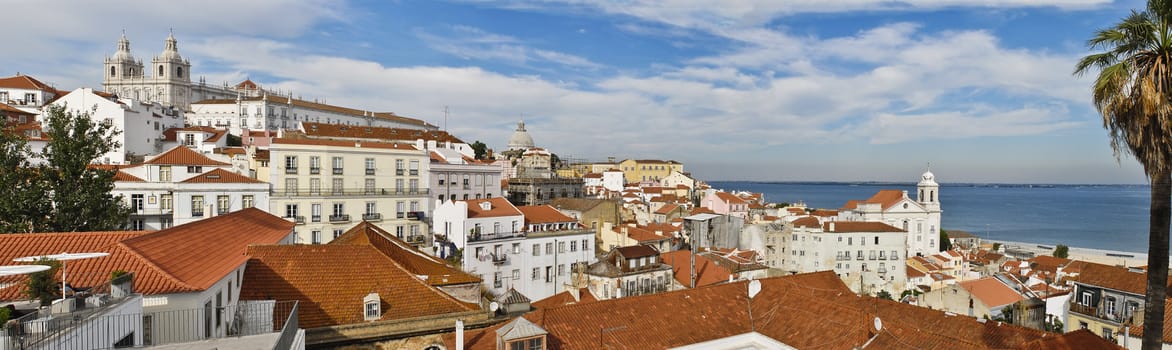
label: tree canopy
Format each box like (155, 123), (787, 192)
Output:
(470, 140), (487, 160)
(0, 104), (131, 233)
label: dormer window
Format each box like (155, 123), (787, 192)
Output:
(363, 292), (381, 321)
(479, 201), (492, 211)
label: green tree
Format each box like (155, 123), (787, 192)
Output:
(875, 290), (893, 300)
(470, 140), (488, 160)
(0, 120), (52, 232)
(1053, 244), (1070, 259)
(1075, 2), (1172, 347)
(940, 230), (953, 251)
(24, 258), (61, 306)
(0, 105), (132, 233)
(992, 242), (1002, 251)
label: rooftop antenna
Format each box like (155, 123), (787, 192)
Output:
(444, 106), (449, 131)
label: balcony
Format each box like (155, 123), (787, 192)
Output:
(329, 214), (351, 223)
(311, 215), (321, 223)
(878, 267), (888, 274)
(309, 167), (320, 175)
(131, 207), (172, 216)
(285, 167), (298, 174)
(468, 231), (525, 243)
(1069, 303), (1134, 324)
(406, 235), (426, 245)
(192, 211), (205, 218)
(362, 213), (382, 221)
(332, 168), (343, 175)
(491, 253), (508, 265)
(285, 215), (305, 224)
(365, 169), (375, 175)
(273, 188), (430, 198)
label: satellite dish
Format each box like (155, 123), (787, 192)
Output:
(747, 279), (762, 299)
(873, 317), (883, 331)
(489, 302), (500, 313)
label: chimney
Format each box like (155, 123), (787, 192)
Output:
(455, 319), (465, 350)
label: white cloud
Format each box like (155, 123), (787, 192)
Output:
(414, 25), (602, 69)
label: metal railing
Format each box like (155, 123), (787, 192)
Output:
(285, 168), (298, 174)
(491, 253), (508, 265)
(362, 213), (382, 221)
(273, 188), (430, 198)
(309, 168), (320, 175)
(467, 231), (525, 243)
(329, 214), (351, 223)
(332, 168), (343, 175)
(2, 299), (298, 350)
(284, 216), (305, 224)
(1069, 303), (1133, 324)
(365, 169), (375, 175)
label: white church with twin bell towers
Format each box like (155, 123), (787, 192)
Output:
(102, 31), (257, 112)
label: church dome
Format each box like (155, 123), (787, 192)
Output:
(507, 120), (535, 150)
(158, 32), (183, 61)
(918, 170), (937, 186)
(111, 34), (135, 62)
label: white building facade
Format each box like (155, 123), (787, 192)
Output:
(838, 171), (942, 257)
(51, 88), (185, 164)
(266, 138), (431, 245)
(189, 95), (437, 136)
(777, 217), (908, 296)
(464, 226), (594, 301)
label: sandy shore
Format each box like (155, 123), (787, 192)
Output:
(986, 239), (1152, 267)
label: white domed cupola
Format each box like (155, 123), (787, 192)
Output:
(917, 167), (940, 209)
(153, 30), (191, 82)
(507, 119), (535, 151)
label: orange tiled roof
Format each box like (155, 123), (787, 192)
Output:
(0, 208), (293, 299)
(330, 222), (480, 286)
(908, 266), (928, 278)
(0, 102), (35, 115)
(812, 209), (838, 217)
(450, 271), (1056, 349)
(1024, 329), (1124, 349)
(271, 137), (419, 151)
(144, 146), (230, 166)
(661, 250), (731, 287)
(299, 122), (463, 143)
(690, 207), (716, 215)
(117, 208), (293, 292)
(532, 288), (597, 309)
(180, 168), (264, 184)
(464, 197), (523, 218)
(1126, 299), (1172, 344)
(0, 75), (54, 91)
(113, 170), (145, 182)
(518, 205), (578, 225)
(958, 277), (1025, 308)
(823, 221), (904, 233)
(792, 216), (820, 228)
(1070, 261), (1163, 295)
(241, 244), (478, 328)
(618, 226), (669, 243)
(843, 190), (906, 210)
(713, 191), (747, 205)
(162, 126), (227, 143)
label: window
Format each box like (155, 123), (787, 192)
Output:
(409, 160), (419, 175)
(512, 269), (520, 281)
(285, 178), (298, 195)
(217, 195), (230, 214)
(365, 202), (376, 215)
(311, 230), (321, 244)
(242, 195), (254, 208)
(365, 158), (375, 175)
(285, 155), (298, 173)
(874, 237), (879, 244)
(558, 242), (566, 253)
(159, 166), (171, 182)
(582, 239), (589, 251)
(532, 268), (540, 280)
(160, 194), (173, 211)
(184, 134), (195, 146)
(438, 174), (446, 186)
(532, 244), (540, 256)
(132, 219), (144, 230)
(365, 178), (375, 194)
(310, 178), (321, 195)
(1080, 292), (1093, 306)
(191, 195), (204, 217)
(332, 178), (343, 195)
(545, 243), (553, 255)
(494, 272), (502, 288)
(186, 166), (202, 173)
(131, 194), (144, 212)
(285, 204), (299, 218)
(395, 159), (404, 175)
(332, 203), (344, 216)
(513, 243), (521, 254)
(311, 204), (322, 222)
(397, 201), (405, 218)
(570, 241), (577, 252)
(309, 156), (321, 174)
(333, 229), (344, 239)
(332, 157), (343, 174)
(558, 264), (565, 276)
(365, 301), (379, 319)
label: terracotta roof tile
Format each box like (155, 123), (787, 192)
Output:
(531, 288), (597, 309)
(271, 137), (419, 150)
(462, 197), (523, 218)
(713, 192), (747, 205)
(615, 245), (659, 259)
(0, 75), (54, 91)
(179, 168), (264, 184)
(1023, 329), (1124, 349)
(518, 205), (578, 225)
(792, 216), (820, 228)
(298, 122), (461, 143)
(113, 170), (145, 182)
(144, 146), (230, 166)
(241, 244), (477, 328)
(549, 198), (607, 212)
(0, 231), (150, 300)
(1070, 261), (1160, 295)
(958, 277), (1025, 308)
(661, 250), (731, 287)
(654, 203), (681, 215)
(330, 222), (480, 286)
(0, 102), (35, 115)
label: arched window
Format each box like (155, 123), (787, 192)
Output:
(176, 67), (184, 78)
(110, 66), (116, 77)
(902, 220), (909, 231)
(158, 65), (164, 76)
(931, 191), (936, 202)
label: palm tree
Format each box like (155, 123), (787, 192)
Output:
(1075, 1), (1172, 348)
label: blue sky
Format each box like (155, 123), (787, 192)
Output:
(3, 0), (1156, 184)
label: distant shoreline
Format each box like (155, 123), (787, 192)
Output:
(984, 238), (1160, 267)
(709, 180), (1150, 187)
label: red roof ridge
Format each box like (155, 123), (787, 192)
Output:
(112, 243), (200, 292)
